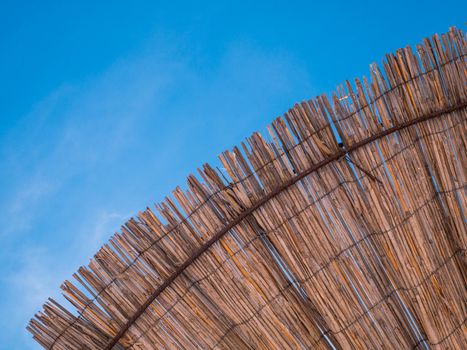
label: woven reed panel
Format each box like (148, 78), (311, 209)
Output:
(28, 27), (466, 350)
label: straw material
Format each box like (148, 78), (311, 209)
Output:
(28, 27), (467, 350)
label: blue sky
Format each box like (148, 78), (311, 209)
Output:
(0, 1), (465, 349)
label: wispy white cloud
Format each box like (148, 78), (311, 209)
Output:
(6, 179), (56, 234)
(8, 245), (63, 312)
(1, 244), (63, 349)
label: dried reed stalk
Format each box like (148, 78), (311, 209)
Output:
(28, 26), (467, 350)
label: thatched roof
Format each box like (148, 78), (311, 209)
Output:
(28, 26), (466, 349)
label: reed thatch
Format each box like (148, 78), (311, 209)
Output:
(28, 26), (466, 350)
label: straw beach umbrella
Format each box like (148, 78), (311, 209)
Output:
(28, 26), (466, 349)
